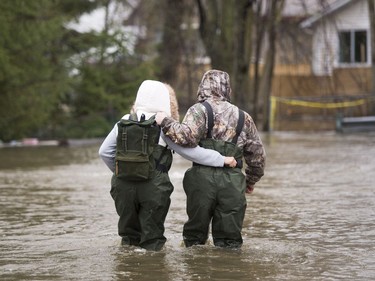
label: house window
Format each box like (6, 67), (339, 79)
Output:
(339, 30), (368, 64)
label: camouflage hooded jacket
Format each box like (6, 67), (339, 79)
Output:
(160, 70), (266, 185)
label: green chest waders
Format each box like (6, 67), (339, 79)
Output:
(182, 101), (247, 248)
(111, 142), (174, 251)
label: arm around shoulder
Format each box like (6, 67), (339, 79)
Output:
(161, 132), (225, 167)
(160, 104), (206, 147)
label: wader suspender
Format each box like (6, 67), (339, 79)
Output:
(152, 119), (169, 173)
(232, 108), (245, 144)
(153, 123), (167, 173)
(201, 101), (245, 144)
(201, 101), (245, 169)
(155, 145), (168, 173)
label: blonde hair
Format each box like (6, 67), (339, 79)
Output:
(164, 83), (180, 120)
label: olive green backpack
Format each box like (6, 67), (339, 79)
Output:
(115, 114), (161, 181)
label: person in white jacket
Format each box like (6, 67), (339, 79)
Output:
(99, 80), (236, 251)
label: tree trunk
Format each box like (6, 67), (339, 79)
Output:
(252, 1), (266, 123)
(196, 0), (235, 72)
(232, 0), (253, 111)
(159, 0), (186, 84)
(260, 0), (284, 132)
(196, 0), (254, 109)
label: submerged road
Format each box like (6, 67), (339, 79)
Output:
(1, 131), (374, 280)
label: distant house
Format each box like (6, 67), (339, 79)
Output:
(300, 0), (371, 76)
(271, 0), (373, 130)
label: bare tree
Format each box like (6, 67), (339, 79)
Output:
(195, 0), (286, 131)
(251, 1), (266, 124)
(196, 0), (255, 111)
(158, 0), (187, 84)
(254, 0), (285, 131)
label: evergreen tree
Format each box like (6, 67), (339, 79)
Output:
(67, 0), (159, 138)
(0, 0), (152, 141)
(0, 0), (99, 141)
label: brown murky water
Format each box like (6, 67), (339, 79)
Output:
(1, 132), (375, 281)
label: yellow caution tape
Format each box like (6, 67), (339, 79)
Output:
(271, 96), (366, 109)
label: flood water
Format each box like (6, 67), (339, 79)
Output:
(1, 132), (375, 281)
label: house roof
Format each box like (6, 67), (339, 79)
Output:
(300, 0), (356, 28)
(282, 0), (333, 16)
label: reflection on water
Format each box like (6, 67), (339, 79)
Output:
(0, 145), (97, 170)
(1, 132), (375, 280)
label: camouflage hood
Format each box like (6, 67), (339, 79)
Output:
(197, 70), (232, 102)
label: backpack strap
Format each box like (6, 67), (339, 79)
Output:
(232, 109), (245, 144)
(201, 101), (214, 139)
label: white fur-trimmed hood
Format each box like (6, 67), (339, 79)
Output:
(133, 80), (171, 120)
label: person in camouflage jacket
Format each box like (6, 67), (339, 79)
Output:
(157, 70), (265, 190)
(156, 69), (266, 248)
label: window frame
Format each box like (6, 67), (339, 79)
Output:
(337, 29), (370, 66)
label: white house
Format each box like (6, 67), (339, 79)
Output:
(300, 0), (371, 76)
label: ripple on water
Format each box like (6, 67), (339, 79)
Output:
(1, 135), (375, 281)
